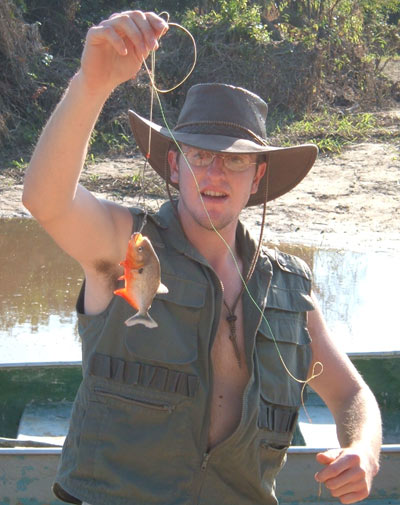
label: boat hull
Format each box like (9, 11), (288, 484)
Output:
(1, 357), (399, 504)
(0, 446), (399, 504)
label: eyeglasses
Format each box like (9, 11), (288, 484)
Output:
(181, 147), (257, 172)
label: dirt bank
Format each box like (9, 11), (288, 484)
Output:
(1, 123), (399, 254)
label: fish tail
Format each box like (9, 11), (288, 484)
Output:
(124, 312), (158, 329)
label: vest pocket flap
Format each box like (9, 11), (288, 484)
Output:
(122, 276), (207, 365)
(257, 315), (311, 406)
(258, 396), (298, 433)
(89, 353), (199, 398)
(266, 285), (314, 313)
(155, 273), (207, 309)
(257, 311), (310, 346)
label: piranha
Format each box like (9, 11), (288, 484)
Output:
(114, 232), (168, 328)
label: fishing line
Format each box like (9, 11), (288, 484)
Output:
(141, 14), (197, 96)
(141, 16), (323, 416)
(137, 13), (197, 233)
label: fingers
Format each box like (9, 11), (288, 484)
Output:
(315, 450), (372, 504)
(80, 10), (169, 91)
(89, 11), (168, 58)
(88, 24), (129, 56)
(316, 448), (342, 465)
(145, 12), (170, 40)
(321, 473), (369, 504)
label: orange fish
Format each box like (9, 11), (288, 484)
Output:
(114, 233), (168, 328)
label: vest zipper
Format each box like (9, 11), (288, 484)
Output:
(94, 389), (174, 413)
(196, 264), (272, 503)
(201, 452), (210, 471)
(195, 452), (211, 505)
(193, 267), (223, 505)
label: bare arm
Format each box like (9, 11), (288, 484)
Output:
(23, 11), (168, 313)
(307, 292), (381, 504)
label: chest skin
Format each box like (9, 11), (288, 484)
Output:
(208, 298), (249, 448)
(207, 244), (251, 449)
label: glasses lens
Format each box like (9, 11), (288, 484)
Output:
(224, 154), (254, 171)
(185, 149), (214, 167)
(182, 147), (255, 172)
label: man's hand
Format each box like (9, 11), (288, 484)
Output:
(79, 11), (168, 94)
(315, 447), (380, 504)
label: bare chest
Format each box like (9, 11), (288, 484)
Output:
(208, 300), (250, 448)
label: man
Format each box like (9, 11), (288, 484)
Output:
(23, 10), (381, 505)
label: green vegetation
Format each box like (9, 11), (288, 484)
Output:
(0, 0), (399, 167)
(270, 110), (390, 154)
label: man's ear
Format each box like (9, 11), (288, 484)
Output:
(168, 150), (179, 184)
(250, 161), (267, 195)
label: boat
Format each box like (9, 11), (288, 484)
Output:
(1, 353), (399, 504)
(279, 351), (400, 504)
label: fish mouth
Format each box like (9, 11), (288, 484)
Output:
(132, 232), (144, 244)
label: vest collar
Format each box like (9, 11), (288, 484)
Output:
(156, 200), (209, 265)
(155, 200), (272, 281)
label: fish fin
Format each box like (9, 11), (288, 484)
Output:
(114, 288), (139, 310)
(119, 260), (126, 267)
(157, 282), (169, 295)
(124, 312), (158, 329)
(117, 275), (125, 281)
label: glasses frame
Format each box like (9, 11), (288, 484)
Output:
(180, 146), (258, 173)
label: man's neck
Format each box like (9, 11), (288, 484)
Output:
(176, 203), (240, 274)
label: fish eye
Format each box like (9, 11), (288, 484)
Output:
(138, 246), (143, 252)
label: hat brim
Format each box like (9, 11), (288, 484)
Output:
(129, 110), (318, 206)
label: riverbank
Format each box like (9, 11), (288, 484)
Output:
(2, 114), (399, 254)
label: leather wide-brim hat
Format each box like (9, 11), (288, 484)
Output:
(128, 83), (318, 207)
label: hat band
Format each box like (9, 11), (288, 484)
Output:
(174, 120), (268, 146)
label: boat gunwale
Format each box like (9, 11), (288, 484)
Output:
(0, 361), (82, 369)
(1, 444), (399, 456)
(1, 349), (399, 369)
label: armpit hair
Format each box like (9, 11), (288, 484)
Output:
(93, 259), (121, 290)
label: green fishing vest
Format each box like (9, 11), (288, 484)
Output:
(54, 201), (314, 505)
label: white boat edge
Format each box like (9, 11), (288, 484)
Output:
(1, 348), (399, 369)
(0, 361), (82, 369)
(1, 444), (398, 456)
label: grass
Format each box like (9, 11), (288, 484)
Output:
(1, 107), (398, 180)
(268, 108), (399, 155)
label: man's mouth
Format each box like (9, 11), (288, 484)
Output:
(201, 190), (228, 199)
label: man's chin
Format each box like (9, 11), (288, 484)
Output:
(178, 197), (239, 233)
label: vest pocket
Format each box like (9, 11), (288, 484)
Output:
(258, 440), (289, 485)
(256, 296), (312, 407)
(122, 274), (207, 365)
(94, 388), (174, 412)
(73, 381), (194, 500)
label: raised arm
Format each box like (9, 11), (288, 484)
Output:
(23, 11), (168, 313)
(307, 292), (381, 504)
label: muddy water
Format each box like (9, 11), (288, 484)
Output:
(0, 218), (83, 363)
(0, 218), (399, 363)
(275, 243), (400, 356)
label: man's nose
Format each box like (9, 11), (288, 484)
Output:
(206, 154), (225, 175)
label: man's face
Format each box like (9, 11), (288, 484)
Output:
(168, 145), (266, 232)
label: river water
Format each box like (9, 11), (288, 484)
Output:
(0, 217), (399, 363)
(0, 218), (83, 363)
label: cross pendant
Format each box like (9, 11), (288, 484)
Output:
(226, 313), (241, 368)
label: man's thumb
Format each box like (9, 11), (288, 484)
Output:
(316, 449), (342, 465)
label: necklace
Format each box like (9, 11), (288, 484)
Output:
(224, 299), (242, 367)
(222, 223), (265, 368)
